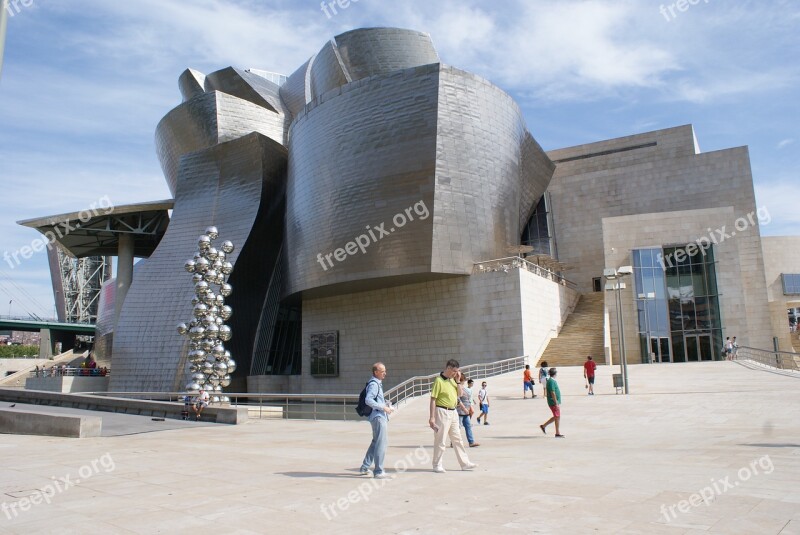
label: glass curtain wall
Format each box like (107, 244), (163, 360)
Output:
(633, 245), (722, 362)
(632, 249), (670, 363)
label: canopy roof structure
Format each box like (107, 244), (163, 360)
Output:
(18, 200), (173, 258)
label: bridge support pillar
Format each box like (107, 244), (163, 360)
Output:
(114, 234), (134, 328)
(39, 328), (53, 359)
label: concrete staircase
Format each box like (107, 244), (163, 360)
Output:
(537, 293), (605, 367)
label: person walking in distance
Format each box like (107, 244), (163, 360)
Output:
(457, 375), (479, 447)
(523, 364), (536, 399)
(539, 368), (564, 438)
(360, 362), (394, 479)
(476, 381), (490, 425)
(428, 360), (478, 473)
(538, 361), (549, 399)
(583, 355), (597, 396)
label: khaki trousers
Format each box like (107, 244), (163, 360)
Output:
(432, 407), (470, 469)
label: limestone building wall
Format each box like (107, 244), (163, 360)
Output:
(546, 125), (772, 353)
(761, 236), (800, 351)
(247, 268), (577, 395)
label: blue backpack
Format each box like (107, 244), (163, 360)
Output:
(355, 379), (379, 417)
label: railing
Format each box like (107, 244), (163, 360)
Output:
(735, 346), (800, 372)
(29, 367), (110, 378)
(472, 257), (577, 289)
(383, 355), (528, 408)
(84, 355), (530, 421)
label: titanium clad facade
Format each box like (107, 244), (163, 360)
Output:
(111, 133), (288, 392)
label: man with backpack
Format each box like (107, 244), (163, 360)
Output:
(359, 362), (394, 479)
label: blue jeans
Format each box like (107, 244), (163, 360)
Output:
(361, 416), (388, 474)
(459, 414), (474, 445)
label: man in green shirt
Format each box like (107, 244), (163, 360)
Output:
(428, 359), (478, 473)
(539, 368), (564, 438)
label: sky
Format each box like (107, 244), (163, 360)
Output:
(0, 0), (797, 319)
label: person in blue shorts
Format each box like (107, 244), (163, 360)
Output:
(476, 381), (490, 425)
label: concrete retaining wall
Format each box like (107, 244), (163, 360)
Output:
(0, 388), (248, 425)
(0, 408), (101, 438)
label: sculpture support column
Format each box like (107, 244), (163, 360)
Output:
(115, 234), (134, 328)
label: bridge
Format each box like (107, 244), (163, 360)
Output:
(0, 318), (95, 357)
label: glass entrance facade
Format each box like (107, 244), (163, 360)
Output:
(633, 246), (723, 362)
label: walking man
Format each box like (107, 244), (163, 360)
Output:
(539, 368), (564, 438)
(476, 381), (490, 424)
(360, 362), (394, 479)
(457, 375), (479, 447)
(429, 359), (478, 473)
(523, 364), (536, 399)
(583, 355), (597, 396)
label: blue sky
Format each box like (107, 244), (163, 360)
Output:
(0, 0), (798, 318)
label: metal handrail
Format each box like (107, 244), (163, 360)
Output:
(472, 256), (577, 289)
(735, 346), (800, 372)
(383, 355), (528, 408)
(30, 367), (110, 378)
(82, 355), (531, 420)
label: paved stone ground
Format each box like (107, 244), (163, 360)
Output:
(0, 361), (798, 534)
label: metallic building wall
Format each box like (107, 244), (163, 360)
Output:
(156, 91), (289, 195)
(284, 64), (441, 297)
(334, 28), (439, 82)
(110, 133), (287, 391)
(309, 40), (351, 100)
(285, 62), (554, 297)
(279, 57), (312, 118)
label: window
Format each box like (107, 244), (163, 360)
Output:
(593, 277), (602, 292)
(310, 331), (339, 377)
(781, 274), (800, 295)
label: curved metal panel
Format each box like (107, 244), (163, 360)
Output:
(204, 66), (284, 113)
(178, 68), (206, 102)
(110, 133), (288, 392)
(334, 28), (439, 82)
(285, 64), (441, 297)
(309, 40), (351, 100)
(279, 57), (312, 118)
(519, 131), (556, 231)
(155, 92), (289, 195)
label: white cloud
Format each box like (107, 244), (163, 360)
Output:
(755, 179), (800, 236)
(777, 139), (794, 150)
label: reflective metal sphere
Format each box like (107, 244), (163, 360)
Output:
(206, 247), (219, 261)
(213, 361), (228, 375)
(184, 259), (197, 273)
(201, 338), (215, 351)
(212, 344), (225, 358)
(194, 280), (210, 295)
(211, 395), (221, 403)
(205, 226), (219, 240)
(213, 385), (223, 393)
(186, 382), (201, 392)
(221, 396), (230, 403)
(208, 375), (221, 386)
(226, 359), (237, 373)
(177, 323), (188, 335)
(220, 305), (233, 320)
(212, 259), (224, 270)
(206, 323), (220, 336)
(221, 240), (234, 254)
(220, 283), (233, 297)
(188, 326), (206, 340)
(201, 362), (214, 375)
(221, 261), (234, 275)
(215, 316), (224, 326)
(192, 274), (204, 284)
(192, 303), (209, 318)
(204, 269), (219, 282)
(195, 257), (210, 273)
(189, 364), (200, 373)
(219, 325), (232, 341)
(191, 372), (206, 382)
(202, 292), (216, 306)
(220, 375), (231, 387)
(198, 235), (212, 250)
(214, 295), (225, 307)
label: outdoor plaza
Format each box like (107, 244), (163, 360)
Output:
(1, 360), (798, 534)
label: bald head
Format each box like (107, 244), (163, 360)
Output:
(372, 362), (387, 379)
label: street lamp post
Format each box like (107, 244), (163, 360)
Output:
(604, 266), (632, 394)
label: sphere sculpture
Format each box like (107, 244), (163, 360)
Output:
(177, 226), (235, 403)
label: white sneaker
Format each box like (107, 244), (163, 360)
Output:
(433, 466), (446, 473)
(374, 472), (392, 480)
(462, 463), (478, 471)
(359, 469), (371, 476)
